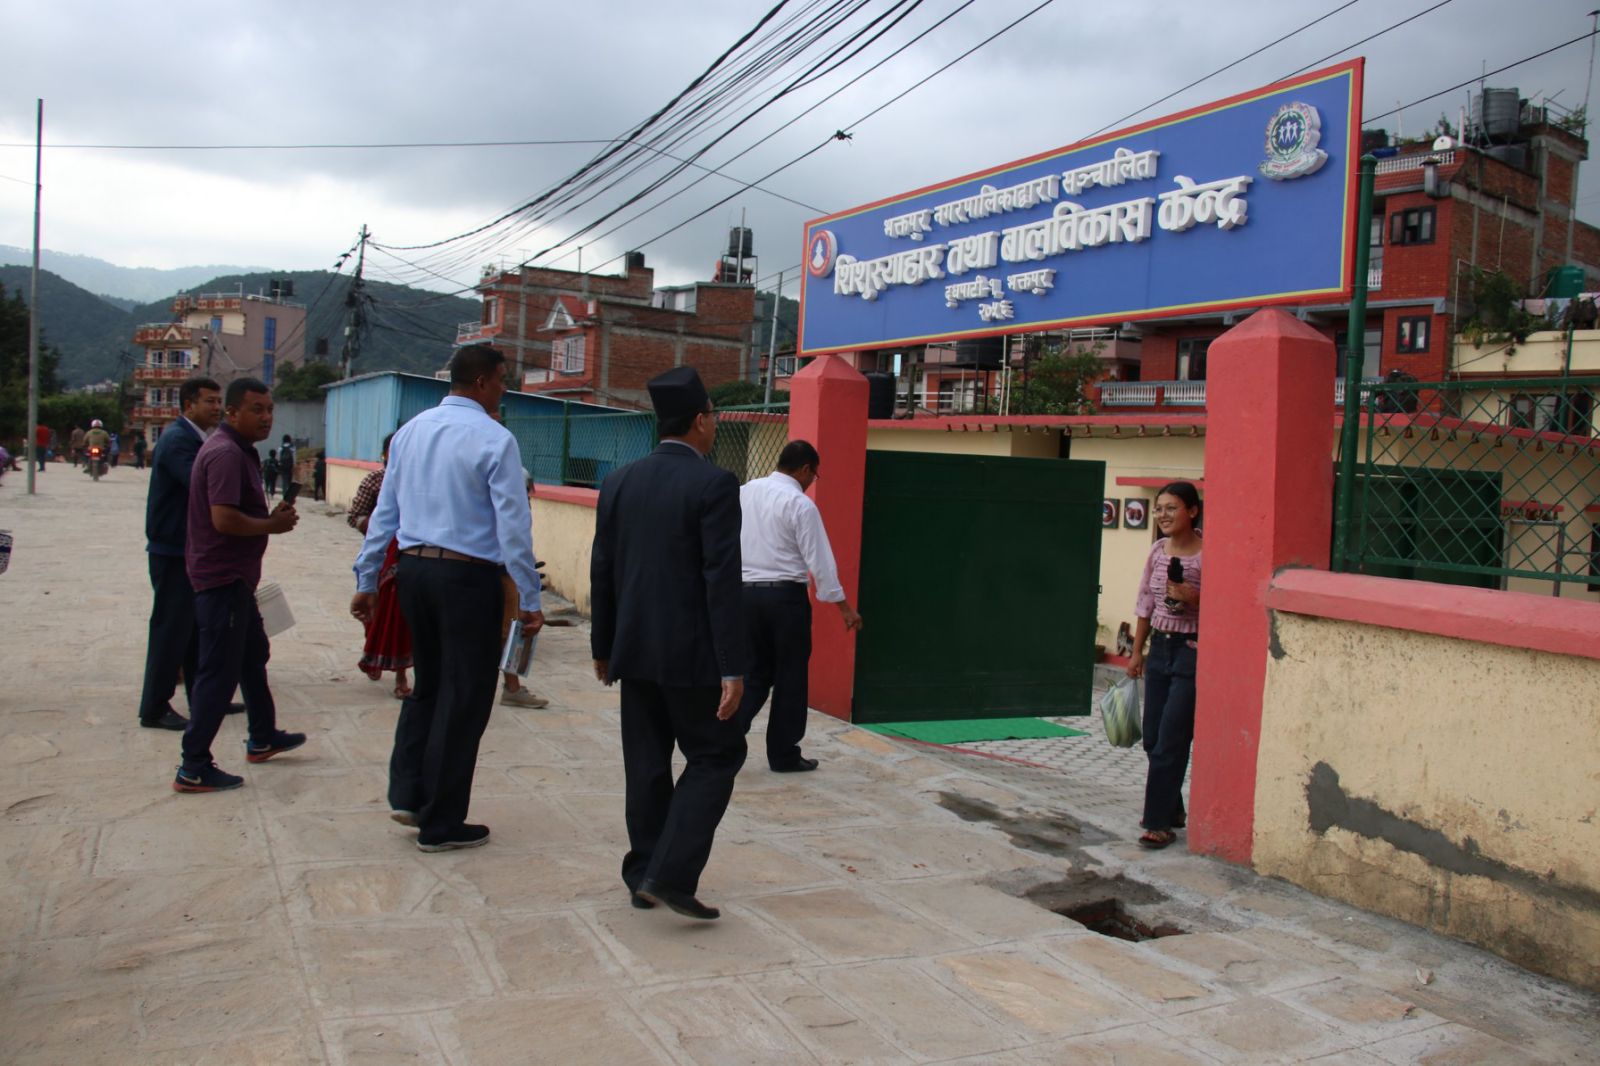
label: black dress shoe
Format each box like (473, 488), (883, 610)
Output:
(140, 710), (189, 730)
(771, 757), (819, 773)
(224, 701), (247, 716)
(637, 879), (719, 920)
(630, 891), (655, 910)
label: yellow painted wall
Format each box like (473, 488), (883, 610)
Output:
(532, 497), (597, 615)
(1255, 612), (1600, 989)
(1453, 329), (1600, 375)
(326, 463), (370, 510)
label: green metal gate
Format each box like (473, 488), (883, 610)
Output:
(852, 450), (1105, 724)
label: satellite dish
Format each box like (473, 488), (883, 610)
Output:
(1432, 135), (1456, 151)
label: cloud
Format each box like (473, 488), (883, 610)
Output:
(3, 0), (1599, 294)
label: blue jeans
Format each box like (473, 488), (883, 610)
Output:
(1141, 630), (1197, 831)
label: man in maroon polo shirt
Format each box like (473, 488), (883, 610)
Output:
(175, 377), (305, 793)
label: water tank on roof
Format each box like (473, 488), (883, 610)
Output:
(728, 227), (754, 258)
(1360, 128), (1390, 153)
(1473, 88), (1521, 140)
(1547, 264), (1585, 299)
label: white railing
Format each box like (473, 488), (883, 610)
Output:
(1098, 381), (1163, 406)
(1334, 380), (1380, 407)
(1163, 381), (1207, 406)
(457, 319), (487, 339)
(1374, 149), (1455, 175)
(1367, 265), (1383, 291)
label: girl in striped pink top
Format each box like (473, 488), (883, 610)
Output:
(1127, 481), (1202, 849)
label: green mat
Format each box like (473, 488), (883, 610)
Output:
(861, 717), (1088, 744)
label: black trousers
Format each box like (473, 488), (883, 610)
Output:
(733, 584), (812, 768)
(183, 581), (278, 771)
(1141, 631), (1197, 831)
(620, 679), (747, 895)
(139, 553), (199, 723)
(389, 555), (501, 835)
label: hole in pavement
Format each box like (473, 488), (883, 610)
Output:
(1016, 868), (1187, 940)
(1058, 897), (1186, 941)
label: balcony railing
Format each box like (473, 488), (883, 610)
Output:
(457, 319), (500, 342)
(132, 365), (195, 383)
(1374, 149), (1455, 175)
(1099, 379), (1377, 409)
(1367, 265), (1383, 291)
(131, 404), (179, 420)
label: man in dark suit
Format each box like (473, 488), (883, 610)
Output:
(137, 377), (223, 729)
(591, 367), (746, 921)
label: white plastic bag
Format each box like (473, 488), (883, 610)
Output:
(1099, 675), (1142, 748)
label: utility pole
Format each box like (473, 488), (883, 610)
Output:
(763, 271), (784, 407)
(25, 99), (41, 495)
(341, 224), (368, 379)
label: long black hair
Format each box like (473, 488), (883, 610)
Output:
(1156, 480), (1202, 533)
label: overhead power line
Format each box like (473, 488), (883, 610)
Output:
(1363, 30), (1600, 124)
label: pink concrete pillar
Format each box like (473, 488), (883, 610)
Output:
(1189, 310), (1334, 863)
(786, 354), (869, 720)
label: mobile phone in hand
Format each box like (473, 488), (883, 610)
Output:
(281, 481), (301, 505)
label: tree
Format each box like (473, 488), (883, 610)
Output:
(0, 281), (68, 440)
(1010, 346), (1102, 415)
(273, 360), (340, 401)
(709, 379), (787, 408)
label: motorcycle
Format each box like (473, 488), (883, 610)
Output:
(84, 444), (106, 481)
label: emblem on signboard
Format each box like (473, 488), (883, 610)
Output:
(1259, 102), (1328, 181)
(807, 230), (838, 278)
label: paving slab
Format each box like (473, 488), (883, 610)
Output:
(2, 467), (1598, 1063)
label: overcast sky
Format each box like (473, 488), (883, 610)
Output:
(3, 0), (1599, 302)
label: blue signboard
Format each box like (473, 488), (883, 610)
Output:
(798, 60), (1363, 355)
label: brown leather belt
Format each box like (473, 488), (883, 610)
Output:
(401, 545), (496, 567)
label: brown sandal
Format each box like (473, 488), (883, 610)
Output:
(1138, 829), (1177, 849)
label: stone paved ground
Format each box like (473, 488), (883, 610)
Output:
(2, 463), (1598, 1065)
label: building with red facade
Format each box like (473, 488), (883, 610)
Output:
(456, 254), (759, 409)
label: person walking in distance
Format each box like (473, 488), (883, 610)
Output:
(138, 377), (224, 730)
(1126, 481), (1203, 849)
(733, 440), (861, 772)
(352, 345), (543, 852)
(591, 366), (746, 920)
(174, 378), (305, 792)
(262, 448), (280, 499)
(132, 432), (147, 470)
(69, 424), (85, 468)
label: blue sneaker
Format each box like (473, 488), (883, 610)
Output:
(173, 763), (244, 793)
(244, 730), (306, 763)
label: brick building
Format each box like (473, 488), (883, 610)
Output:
(456, 255), (758, 409)
(1099, 103), (1600, 412)
(131, 288), (306, 441)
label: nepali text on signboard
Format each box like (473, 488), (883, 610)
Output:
(797, 59), (1363, 355)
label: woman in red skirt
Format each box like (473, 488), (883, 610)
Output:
(349, 434), (413, 697)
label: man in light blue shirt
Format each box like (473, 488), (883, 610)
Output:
(351, 344), (543, 852)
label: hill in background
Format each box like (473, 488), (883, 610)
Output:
(0, 245), (269, 304)
(0, 266), (480, 386)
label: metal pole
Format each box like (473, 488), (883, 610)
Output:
(763, 271), (783, 407)
(26, 99), (42, 495)
(1333, 155), (1378, 570)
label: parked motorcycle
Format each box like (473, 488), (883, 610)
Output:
(84, 445), (106, 481)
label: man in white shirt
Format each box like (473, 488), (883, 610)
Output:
(734, 440), (862, 772)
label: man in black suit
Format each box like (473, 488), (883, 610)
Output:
(137, 377), (223, 729)
(591, 367), (746, 921)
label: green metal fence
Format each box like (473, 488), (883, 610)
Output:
(504, 403), (789, 489)
(1333, 377), (1600, 591)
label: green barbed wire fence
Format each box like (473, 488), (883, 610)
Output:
(1333, 376), (1600, 592)
(505, 403), (790, 489)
